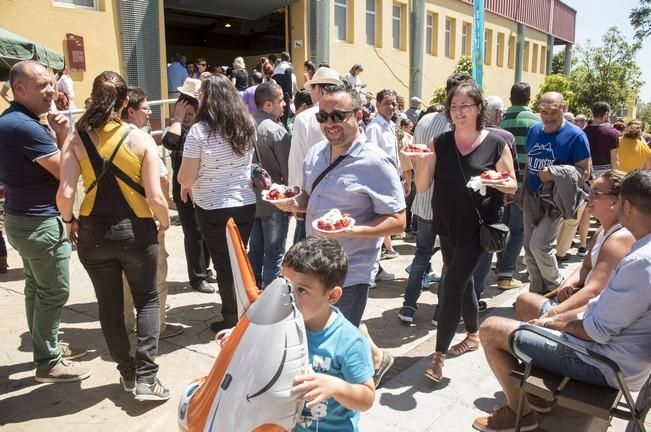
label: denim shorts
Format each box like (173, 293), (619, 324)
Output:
(335, 283), (370, 327)
(538, 299), (559, 317)
(512, 327), (609, 387)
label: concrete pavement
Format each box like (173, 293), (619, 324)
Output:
(0, 217), (647, 431)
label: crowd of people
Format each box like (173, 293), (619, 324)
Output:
(0, 55), (650, 432)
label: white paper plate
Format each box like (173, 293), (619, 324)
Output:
(312, 217), (356, 234)
(261, 189), (302, 203)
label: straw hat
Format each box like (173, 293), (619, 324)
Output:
(309, 67), (343, 87)
(177, 77), (201, 99)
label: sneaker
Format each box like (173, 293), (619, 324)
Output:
(120, 375), (136, 393)
(35, 359), (90, 383)
(380, 249), (399, 260)
(391, 232), (407, 240)
(555, 254), (570, 262)
(375, 269), (395, 281)
(398, 306), (416, 323)
(431, 318), (438, 327)
(576, 246), (588, 257)
(135, 377), (171, 401)
(191, 280), (215, 294)
(478, 300), (488, 313)
(159, 323), (184, 339)
(421, 274), (433, 290)
(59, 341), (88, 360)
(527, 394), (554, 414)
(496, 278), (523, 290)
(373, 351), (395, 386)
(472, 405), (538, 432)
(427, 271), (441, 282)
(369, 282), (377, 289)
(206, 269), (217, 283)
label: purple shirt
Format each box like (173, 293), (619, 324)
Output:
(584, 123), (620, 167)
(487, 124), (518, 178)
(242, 85), (259, 114)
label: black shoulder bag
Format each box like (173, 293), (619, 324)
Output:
(453, 147), (510, 253)
(311, 153), (348, 192)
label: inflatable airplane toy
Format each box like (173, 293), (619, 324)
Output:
(178, 218), (310, 432)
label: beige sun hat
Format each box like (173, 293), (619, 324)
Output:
(309, 67), (343, 87)
(177, 77), (202, 99)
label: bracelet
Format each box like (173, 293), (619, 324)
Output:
(62, 215), (76, 224)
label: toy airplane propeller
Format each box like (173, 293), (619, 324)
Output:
(178, 218), (309, 432)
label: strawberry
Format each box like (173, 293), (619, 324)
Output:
(334, 220), (343, 230)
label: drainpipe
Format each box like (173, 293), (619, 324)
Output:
(311, 0), (330, 66)
(409, 0), (425, 100)
(514, 22), (525, 83)
(546, 34), (554, 75)
(563, 44), (572, 76)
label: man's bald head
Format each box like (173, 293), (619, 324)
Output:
(9, 61), (46, 91)
(9, 60), (56, 115)
(539, 92), (566, 133)
(540, 92), (564, 105)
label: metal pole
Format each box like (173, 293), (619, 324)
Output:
(316, 0), (330, 66)
(515, 22), (525, 83)
(546, 34), (554, 75)
(563, 44), (572, 76)
(409, 0), (425, 100)
(472, 0), (485, 88)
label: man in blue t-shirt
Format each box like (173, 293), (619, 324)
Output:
(0, 61), (90, 382)
(521, 92), (591, 294)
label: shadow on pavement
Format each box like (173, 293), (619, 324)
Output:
(0, 267), (26, 282)
(473, 390), (508, 414)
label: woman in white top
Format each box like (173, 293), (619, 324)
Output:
(515, 170), (636, 322)
(345, 64), (366, 91)
(178, 74), (256, 332)
(56, 67), (76, 110)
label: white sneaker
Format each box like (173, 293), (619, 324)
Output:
(375, 269), (395, 281)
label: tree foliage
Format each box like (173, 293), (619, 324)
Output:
(532, 74), (576, 112)
(637, 101), (651, 128)
(551, 50), (565, 75)
(429, 56), (473, 105)
(630, 0), (651, 43)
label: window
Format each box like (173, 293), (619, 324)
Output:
(484, 29), (493, 65)
(445, 17), (456, 59)
(496, 32), (505, 67)
(392, 4), (402, 49)
(531, 43), (539, 73)
(334, 0), (348, 41)
(54, 0), (97, 9)
(461, 22), (472, 57)
(508, 35), (515, 69)
(523, 41), (530, 72)
(426, 13), (438, 55)
(366, 0), (377, 46)
(540, 46), (547, 74)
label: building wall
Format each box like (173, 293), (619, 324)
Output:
(301, 0), (549, 106)
(1, 0), (123, 111)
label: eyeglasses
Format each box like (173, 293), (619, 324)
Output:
(199, 63), (207, 67)
(315, 109), (356, 123)
(139, 105), (152, 113)
(449, 103), (478, 112)
(588, 190), (617, 198)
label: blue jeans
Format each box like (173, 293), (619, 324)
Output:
(512, 328), (609, 387)
(293, 218), (306, 244)
(335, 283), (370, 327)
(497, 203), (524, 280)
(403, 217), (435, 309)
(248, 209), (290, 288)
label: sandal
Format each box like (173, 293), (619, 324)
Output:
(448, 333), (480, 357)
(424, 352), (445, 382)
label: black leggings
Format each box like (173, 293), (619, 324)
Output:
(435, 234), (483, 354)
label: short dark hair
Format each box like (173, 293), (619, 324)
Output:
(323, 85), (362, 110)
(177, 93), (198, 111)
(250, 71), (264, 85)
(400, 118), (413, 128)
(376, 88), (397, 105)
(121, 86), (147, 120)
(294, 89), (313, 111)
(282, 237), (348, 290)
(445, 82), (486, 131)
(254, 82), (282, 109)
(280, 51), (291, 62)
(620, 169), (651, 216)
(592, 101), (610, 118)
(446, 73), (474, 93)
(510, 82), (531, 106)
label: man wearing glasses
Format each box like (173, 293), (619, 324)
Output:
(271, 86), (405, 386)
(521, 92), (591, 294)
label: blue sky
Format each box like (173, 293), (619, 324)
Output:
(560, 0), (651, 102)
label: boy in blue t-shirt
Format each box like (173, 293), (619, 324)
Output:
(282, 237), (375, 432)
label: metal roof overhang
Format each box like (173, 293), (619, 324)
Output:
(164, 0), (297, 20)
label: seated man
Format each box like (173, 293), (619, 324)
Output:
(473, 169), (651, 432)
(515, 171), (635, 322)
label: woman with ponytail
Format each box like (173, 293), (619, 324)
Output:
(56, 71), (171, 401)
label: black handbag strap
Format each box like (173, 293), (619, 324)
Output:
(311, 152), (348, 192)
(453, 145), (485, 225)
(79, 126), (133, 195)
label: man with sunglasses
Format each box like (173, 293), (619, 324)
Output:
(271, 86), (406, 386)
(521, 92), (591, 295)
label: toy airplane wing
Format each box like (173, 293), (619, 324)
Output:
(225, 218), (261, 318)
(178, 219), (309, 432)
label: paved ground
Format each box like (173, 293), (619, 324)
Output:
(0, 215), (648, 431)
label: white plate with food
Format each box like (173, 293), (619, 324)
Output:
(312, 209), (355, 234)
(479, 170), (510, 185)
(261, 184), (302, 203)
(400, 143), (433, 157)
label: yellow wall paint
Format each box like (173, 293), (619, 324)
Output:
(1, 0), (122, 111)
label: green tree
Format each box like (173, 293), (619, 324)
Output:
(637, 101), (651, 127)
(429, 56), (473, 105)
(551, 50), (565, 75)
(630, 0), (651, 43)
(532, 74), (576, 112)
(569, 27), (643, 114)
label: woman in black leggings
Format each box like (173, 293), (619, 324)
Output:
(412, 82), (517, 382)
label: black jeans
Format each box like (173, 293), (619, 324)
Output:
(435, 234), (482, 354)
(175, 197), (210, 286)
(195, 204), (256, 323)
(77, 218), (160, 383)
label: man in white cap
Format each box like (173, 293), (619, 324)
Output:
(287, 67), (343, 242)
(405, 96), (422, 125)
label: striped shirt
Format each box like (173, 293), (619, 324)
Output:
(411, 112), (451, 220)
(500, 106), (540, 185)
(183, 122), (256, 210)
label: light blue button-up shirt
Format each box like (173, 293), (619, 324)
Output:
(565, 232), (651, 390)
(365, 114), (398, 165)
(167, 62), (188, 92)
(302, 136), (406, 287)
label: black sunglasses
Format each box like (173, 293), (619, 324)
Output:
(315, 109), (356, 123)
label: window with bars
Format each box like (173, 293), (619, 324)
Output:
(392, 4), (402, 50)
(445, 17), (456, 59)
(366, 0), (376, 46)
(54, 0), (97, 9)
(461, 22), (471, 57)
(496, 32), (505, 67)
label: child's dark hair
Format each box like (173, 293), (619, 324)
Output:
(282, 237), (348, 290)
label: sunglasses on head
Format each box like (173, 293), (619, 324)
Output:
(315, 109), (356, 123)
